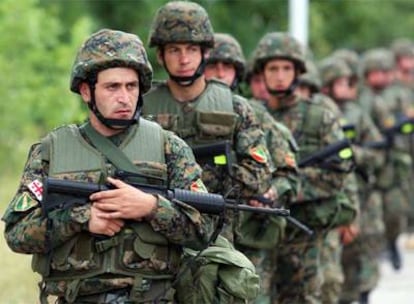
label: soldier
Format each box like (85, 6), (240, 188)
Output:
(390, 39), (414, 249)
(319, 57), (385, 304)
(245, 61), (272, 102)
(296, 58), (360, 304)
(391, 38), (414, 91)
(359, 48), (412, 273)
(204, 32), (246, 92)
(203, 31), (299, 303)
(143, 0), (275, 245)
(251, 32), (356, 304)
(297, 59), (323, 99)
(1, 29), (216, 303)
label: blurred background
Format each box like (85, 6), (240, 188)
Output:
(2, 0), (414, 302)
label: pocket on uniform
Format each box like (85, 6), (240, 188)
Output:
(196, 111), (237, 140)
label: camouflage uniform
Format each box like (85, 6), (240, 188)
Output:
(205, 31), (299, 303)
(242, 99), (299, 303)
(391, 40), (414, 237)
(143, 1), (273, 245)
(309, 59), (353, 304)
(319, 56), (385, 304)
(2, 29), (214, 303)
(252, 32), (356, 304)
(359, 49), (412, 272)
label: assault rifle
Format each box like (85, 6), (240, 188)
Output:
(298, 138), (354, 169)
(342, 124), (357, 141)
(362, 116), (414, 149)
(42, 177), (290, 217)
(191, 140), (233, 173)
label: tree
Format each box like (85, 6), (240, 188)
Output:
(0, 0), (93, 175)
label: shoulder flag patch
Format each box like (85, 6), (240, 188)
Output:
(13, 193), (38, 211)
(249, 145), (268, 163)
(285, 153), (297, 168)
(190, 179), (208, 193)
(28, 179), (43, 201)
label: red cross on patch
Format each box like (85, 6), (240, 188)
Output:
(28, 179), (43, 201)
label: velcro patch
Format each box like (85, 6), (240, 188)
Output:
(249, 146), (268, 163)
(28, 179), (43, 201)
(190, 179), (208, 193)
(285, 154), (297, 168)
(13, 193), (38, 212)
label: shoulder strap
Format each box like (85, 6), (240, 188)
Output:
(81, 122), (140, 175)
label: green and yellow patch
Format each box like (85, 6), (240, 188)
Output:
(12, 193), (38, 212)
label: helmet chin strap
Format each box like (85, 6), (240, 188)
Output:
(266, 78), (300, 98)
(87, 79), (142, 130)
(163, 49), (207, 87)
(229, 77), (239, 91)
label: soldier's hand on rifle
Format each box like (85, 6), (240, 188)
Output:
(90, 177), (158, 221)
(248, 186), (277, 208)
(89, 204), (125, 236)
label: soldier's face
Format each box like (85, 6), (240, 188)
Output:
(160, 43), (203, 77)
(81, 67), (140, 121)
(204, 61), (236, 87)
(366, 69), (392, 90)
(263, 59), (295, 91)
(397, 56), (414, 83)
(249, 73), (270, 101)
(332, 77), (354, 100)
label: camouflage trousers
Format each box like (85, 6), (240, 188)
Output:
(238, 246), (275, 304)
(320, 230), (344, 304)
(339, 234), (383, 303)
(382, 187), (409, 242)
(273, 232), (323, 304)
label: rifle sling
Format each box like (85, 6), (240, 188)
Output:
(81, 122), (145, 182)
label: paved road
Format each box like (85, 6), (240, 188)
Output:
(370, 234), (414, 303)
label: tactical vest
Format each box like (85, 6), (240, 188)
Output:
(32, 121), (181, 303)
(275, 99), (356, 229)
(143, 80), (238, 146)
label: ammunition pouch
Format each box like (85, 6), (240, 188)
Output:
(234, 212), (286, 249)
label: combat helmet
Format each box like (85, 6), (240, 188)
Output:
(148, 1), (214, 48)
(70, 29), (153, 129)
(207, 33), (246, 79)
(332, 49), (360, 77)
(318, 57), (352, 87)
(391, 38), (414, 59)
(71, 29), (152, 95)
(361, 48), (395, 75)
(298, 60), (322, 93)
(252, 32), (306, 74)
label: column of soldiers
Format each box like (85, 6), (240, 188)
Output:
(3, 0), (414, 303)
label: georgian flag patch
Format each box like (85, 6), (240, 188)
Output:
(28, 179), (43, 201)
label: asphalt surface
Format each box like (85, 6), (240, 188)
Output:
(370, 234), (414, 303)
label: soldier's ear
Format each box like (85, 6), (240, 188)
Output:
(156, 49), (164, 66)
(204, 49), (211, 59)
(79, 82), (91, 104)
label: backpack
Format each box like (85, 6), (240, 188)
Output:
(175, 236), (260, 303)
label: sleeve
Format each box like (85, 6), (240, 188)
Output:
(2, 143), (87, 254)
(262, 112), (299, 205)
(146, 131), (215, 250)
(230, 95), (273, 196)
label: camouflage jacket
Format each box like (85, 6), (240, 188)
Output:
(3, 123), (213, 252)
(248, 98), (299, 205)
(143, 80), (273, 198)
(267, 94), (350, 205)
